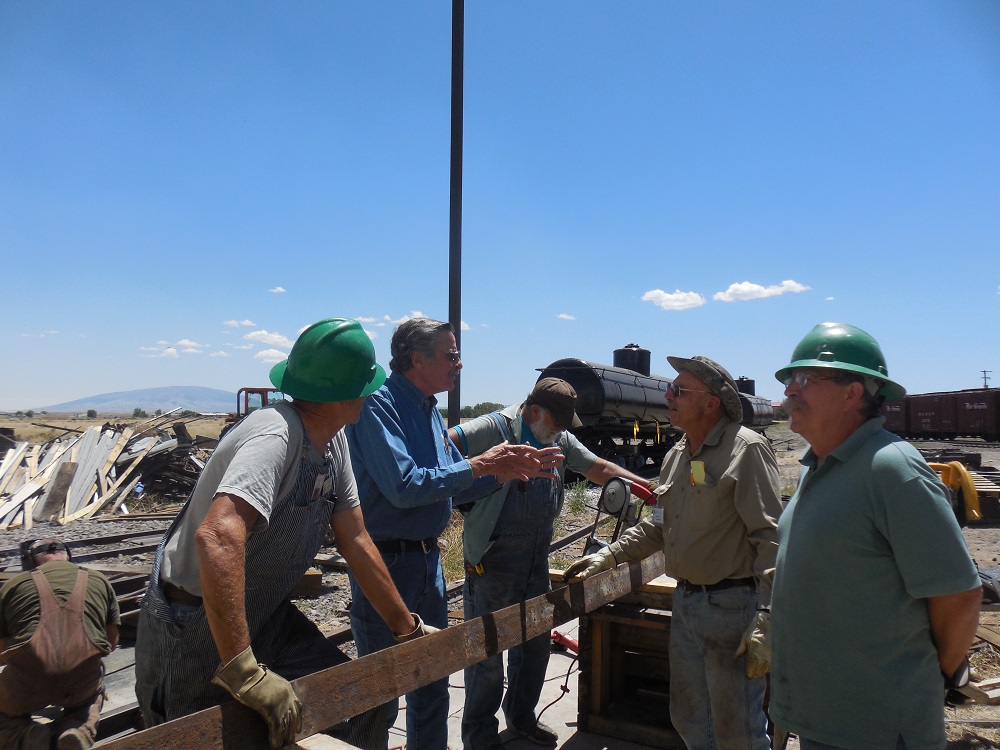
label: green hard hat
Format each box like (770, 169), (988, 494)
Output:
(269, 318), (386, 402)
(774, 322), (906, 402)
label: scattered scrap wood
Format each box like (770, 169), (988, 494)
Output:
(0, 410), (214, 529)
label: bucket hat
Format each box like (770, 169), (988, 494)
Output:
(666, 355), (744, 423)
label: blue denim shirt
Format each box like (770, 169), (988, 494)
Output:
(347, 371), (495, 540)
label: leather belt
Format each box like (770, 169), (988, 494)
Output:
(373, 537), (438, 555)
(677, 576), (754, 594)
(163, 582), (203, 606)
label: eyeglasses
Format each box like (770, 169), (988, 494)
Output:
(666, 383), (712, 398)
(442, 350), (461, 363)
(541, 407), (566, 432)
(782, 371), (847, 389)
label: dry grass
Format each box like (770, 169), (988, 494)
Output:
(0, 413), (230, 445)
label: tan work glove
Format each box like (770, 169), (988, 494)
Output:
(562, 548), (617, 583)
(735, 610), (771, 679)
(394, 613), (441, 643)
(211, 645), (303, 748)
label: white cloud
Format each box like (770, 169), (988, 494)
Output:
(209, 351), (230, 357)
(355, 316), (378, 323)
(363, 328), (378, 340)
(558, 313), (576, 321)
(19, 330), (59, 338)
(140, 344), (180, 358)
(825, 296), (835, 301)
(176, 339), (205, 348)
(255, 348), (287, 363)
(182, 348), (202, 354)
(224, 319), (256, 327)
(268, 286), (286, 294)
(641, 289), (707, 311)
(712, 279), (810, 302)
(244, 330), (294, 348)
(460, 320), (470, 330)
(227, 343), (255, 350)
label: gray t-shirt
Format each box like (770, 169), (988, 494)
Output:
(159, 401), (359, 595)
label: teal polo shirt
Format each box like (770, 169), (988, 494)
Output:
(770, 417), (979, 750)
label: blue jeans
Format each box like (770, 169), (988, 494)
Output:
(669, 584), (769, 750)
(349, 546), (449, 750)
(462, 476), (558, 750)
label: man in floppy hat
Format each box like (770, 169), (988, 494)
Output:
(448, 377), (652, 750)
(770, 323), (980, 750)
(347, 317), (562, 750)
(135, 318), (429, 750)
(564, 354), (781, 750)
(0, 538), (120, 750)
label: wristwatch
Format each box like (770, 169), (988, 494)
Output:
(944, 656), (971, 690)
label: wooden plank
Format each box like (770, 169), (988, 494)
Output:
(0, 442), (29, 495)
(0, 481), (41, 518)
(66, 439), (157, 523)
(35, 460), (78, 522)
(976, 623), (1000, 650)
(98, 553), (665, 750)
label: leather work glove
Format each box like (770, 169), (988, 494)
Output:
(735, 610), (771, 679)
(211, 645), (303, 748)
(562, 548), (617, 583)
(394, 613), (441, 643)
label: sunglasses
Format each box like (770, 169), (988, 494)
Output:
(441, 350), (461, 363)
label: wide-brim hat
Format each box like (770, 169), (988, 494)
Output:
(530, 377), (583, 429)
(270, 318), (386, 402)
(667, 355), (744, 423)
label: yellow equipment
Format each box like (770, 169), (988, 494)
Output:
(928, 461), (982, 526)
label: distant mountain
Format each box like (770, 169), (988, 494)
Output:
(40, 386), (237, 414)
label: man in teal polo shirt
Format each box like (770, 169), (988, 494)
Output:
(771, 322), (982, 750)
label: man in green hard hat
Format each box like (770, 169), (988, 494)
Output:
(136, 318), (430, 750)
(770, 322), (981, 750)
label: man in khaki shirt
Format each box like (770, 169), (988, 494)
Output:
(565, 355), (781, 750)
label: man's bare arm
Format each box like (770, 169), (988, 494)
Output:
(928, 586), (982, 676)
(195, 493), (260, 665)
(332, 507), (416, 637)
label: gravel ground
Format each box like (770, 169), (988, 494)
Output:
(7, 429), (1000, 747)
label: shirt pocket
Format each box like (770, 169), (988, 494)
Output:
(682, 481), (729, 531)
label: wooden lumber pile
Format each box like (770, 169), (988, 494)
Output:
(0, 411), (212, 529)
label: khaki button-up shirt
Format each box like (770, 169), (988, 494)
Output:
(610, 417), (782, 605)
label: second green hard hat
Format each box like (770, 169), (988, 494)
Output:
(269, 318), (386, 402)
(775, 322), (905, 402)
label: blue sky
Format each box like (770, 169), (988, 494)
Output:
(2, 1), (998, 412)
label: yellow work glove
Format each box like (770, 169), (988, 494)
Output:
(735, 610), (771, 679)
(211, 645), (303, 749)
(394, 613), (441, 643)
(562, 548), (617, 583)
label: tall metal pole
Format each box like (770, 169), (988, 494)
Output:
(447, 0), (464, 428)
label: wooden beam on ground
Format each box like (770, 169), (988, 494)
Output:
(97, 553), (665, 750)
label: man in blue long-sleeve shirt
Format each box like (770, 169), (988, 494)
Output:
(347, 317), (561, 750)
